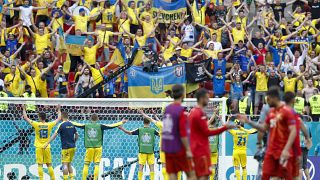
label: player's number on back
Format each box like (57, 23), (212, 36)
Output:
(39, 129), (48, 139)
(237, 137), (246, 146)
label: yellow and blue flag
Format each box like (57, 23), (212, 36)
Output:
(128, 65), (186, 98)
(152, 0), (187, 23)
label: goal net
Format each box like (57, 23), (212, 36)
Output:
(0, 98), (227, 180)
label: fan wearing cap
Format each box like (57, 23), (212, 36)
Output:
(48, 10), (64, 31)
(227, 117), (257, 180)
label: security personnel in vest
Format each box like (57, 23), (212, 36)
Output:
(118, 118), (159, 180)
(0, 85), (9, 112)
(294, 94), (305, 114)
(309, 90), (320, 121)
(238, 91), (253, 115)
(72, 114), (127, 180)
(22, 85), (36, 112)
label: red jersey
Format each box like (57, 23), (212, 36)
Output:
(265, 105), (296, 159)
(189, 106), (227, 157)
(293, 112), (302, 156)
(254, 48), (267, 65)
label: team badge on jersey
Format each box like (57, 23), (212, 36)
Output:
(88, 128), (98, 138)
(141, 133), (151, 143)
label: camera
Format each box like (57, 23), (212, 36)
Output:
(142, 46), (158, 73)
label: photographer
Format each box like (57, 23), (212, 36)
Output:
(142, 48), (158, 73)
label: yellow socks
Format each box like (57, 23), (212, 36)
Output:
(150, 172), (155, 180)
(235, 169), (241, 180)
(69, 173), (74, 180)
(210, 168), (216, 180)
(82, 164), (89, 180)
(242, 169), (247, 180)
(48, 166), (55, 180)
(93, 164), (99, 180)
(162, 167), (169, 180)
(177, 171), (182, 180)
(63, 175), (68, 180)
(38, 165), (44, 180)
(138, 171), (143, 180)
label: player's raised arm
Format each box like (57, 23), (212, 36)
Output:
(237, 114), (269, 132)
(118, 126), (136, 135)
(22, 105), (32, 125)
(138, 109), (157, 124)
(71, 121), (85, 129)
(54, 105), (62, 124)
(102, 118), (128, 130)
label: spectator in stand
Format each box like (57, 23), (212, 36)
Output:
(54, 65), (69, 98)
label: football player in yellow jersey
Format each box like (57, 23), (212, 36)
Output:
(208, 107), (221, 180)
(228, 118), (257, 180)
(138, 109), (182, 180)
(22, 105), (61, 180)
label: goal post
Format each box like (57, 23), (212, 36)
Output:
(0, 98), (228, 180)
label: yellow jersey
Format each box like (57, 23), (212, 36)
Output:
(90, 67), (105, 85)
(83, 44), (99, 66)
(102, 5), (116, 27)
(255, 72), (268, 92)
(283, 77), (297, 93)
(232, 27), (246, 44)
(30, 120), (57, 148)
(229, 127), (257, 151)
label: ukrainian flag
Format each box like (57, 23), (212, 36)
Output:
(153, 0), (187, 23)
(128, 65), (186, 98)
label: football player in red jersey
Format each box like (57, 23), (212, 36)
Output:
(238, 86), (297, 180)
(189, 88), (235, 179)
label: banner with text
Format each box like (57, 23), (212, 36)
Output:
(152, 0), (187, 23)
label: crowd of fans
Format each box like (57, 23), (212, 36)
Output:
(0, 0), (319, 119)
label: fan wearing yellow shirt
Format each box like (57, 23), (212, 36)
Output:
(101, 0), (119, 29)
(135, 10), (160, 51)
(0, 42), (25, 76)
(22, 105), (61, 180)
(96, 24), (122, 62)
(180, 41), (203, 59)
(254, 65), (268, 114)
(195, 22), (228, 43)
(83, 61), (112, 97)
(34, 59), (56, 97)
(282, 70), (305, 93)
(196, 42), (232, 60)
(117, 11), (132, 35)
(82, 39), (101, 66)
(221, 18), (247, 45)
(186, 0), (209, 25)
(122, 0), (143, 34)
(121, 24), (157, 48)
(28, 27), (56, 54)
(64, 7), (102, 33)
(35, 0), (54, 25)
(228, 119), (257, 180)
(48, 10), (64, 31)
